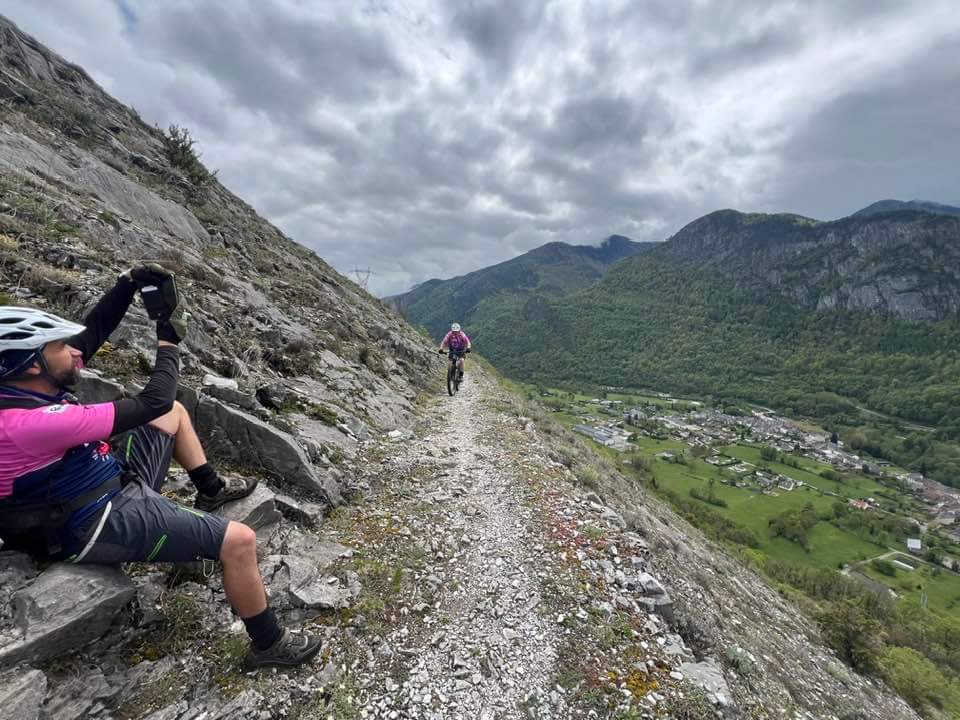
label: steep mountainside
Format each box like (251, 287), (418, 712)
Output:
(402, 207), (960, 442)
(854, 199), (960, 218)
(0, 14), (436, 428)
(391, 234), (654, 339)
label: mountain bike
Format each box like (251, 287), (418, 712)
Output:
(442, 348), (470, 396)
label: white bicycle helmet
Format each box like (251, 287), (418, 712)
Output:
(451, 323), (461, 332)
(0, 306), (86, 379)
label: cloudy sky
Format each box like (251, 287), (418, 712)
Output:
(2, 1), (959, 295)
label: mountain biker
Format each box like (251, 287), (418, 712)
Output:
(0, 264), (321, 669)
(438, 323), (471, 380)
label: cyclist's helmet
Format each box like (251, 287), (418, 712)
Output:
(0, 306), (85, 380)
(451, 323), (461, 332)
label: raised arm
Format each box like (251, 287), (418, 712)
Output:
(70, 275), (138, 363)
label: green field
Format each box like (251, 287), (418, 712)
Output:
(632, 437), (688, 453)
(858, 560), (960, 617)
(649, 453), (886, 571)
(533, 390), (926, 577)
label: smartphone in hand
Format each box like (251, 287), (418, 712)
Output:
(140, 285), (168, 319)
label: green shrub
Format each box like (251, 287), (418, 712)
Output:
(871, 559), (897, 577)
(576, 465), (601, 490)
(306, 403), (339, 426)
(880, 645), (960, 716)
(725, 646), (756, 676)
(161, 125), (215, 187)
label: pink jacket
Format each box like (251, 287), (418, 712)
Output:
(440, 331), (470, 351)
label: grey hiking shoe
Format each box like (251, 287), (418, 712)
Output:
(194, 476), (259, 512)
(244, 629), (323, 669)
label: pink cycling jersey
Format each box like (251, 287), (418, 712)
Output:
(0, 402), (115, 497)
(441, 331), (470, 351)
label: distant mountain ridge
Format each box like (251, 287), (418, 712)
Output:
(397, 203), (960, 440)
(652, 208), (960, 320)
(391, 234), (655, 338)
(853, 199), (960, 218)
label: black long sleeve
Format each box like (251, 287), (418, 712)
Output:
(72, 276), (138, 363)
(110, 345), (180, 434)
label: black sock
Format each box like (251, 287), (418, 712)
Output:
(242, 607), (283, 651)
(188, 463), (223, 497)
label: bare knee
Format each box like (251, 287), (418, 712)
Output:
(220, 521), (257, 565)
(148, 400), (188, 435)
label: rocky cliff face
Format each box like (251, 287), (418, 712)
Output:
(657, 209), (960, 322)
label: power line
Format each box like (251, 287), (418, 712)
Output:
(350, 267), (373, 291)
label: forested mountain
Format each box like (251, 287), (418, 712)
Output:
(854, 199), (960, 218)
(390, 234), (654, 338)
(400, 207), (960, 440)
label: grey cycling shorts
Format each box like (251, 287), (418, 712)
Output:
(63, 425), (229, 564)
(115, 423), (177, 492)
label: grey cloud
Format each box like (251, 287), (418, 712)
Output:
(446, 0), (547, 76)
(140, 4), (408, 116)
(771, 37), (960, 218)
(545, 94), (656, 152)
(686, 25), (804, 78)
(1, 0), (957, 296)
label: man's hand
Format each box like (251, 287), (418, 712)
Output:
(123, 262), (172, 287)
(127, 263), (180, 320)
(156, 308), (189, 344)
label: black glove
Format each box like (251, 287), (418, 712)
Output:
(157, 309), (189, 344)
(131, 263), (179, 320)
(465, 348), (471, 353)
(129, 262), (172, 288)
(438, 349), (445, 354)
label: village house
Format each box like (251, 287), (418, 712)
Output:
(907, 538), (923, 554)
(905, 474), (925, 492)
(777, 476), (798, 492)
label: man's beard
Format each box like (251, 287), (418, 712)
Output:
(55, 365), (81, 389)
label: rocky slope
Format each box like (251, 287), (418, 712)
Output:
(0, 13), (440, 717)
(0, 14), (438, 474)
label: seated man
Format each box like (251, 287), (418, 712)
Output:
(0, 264), (321, 669)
